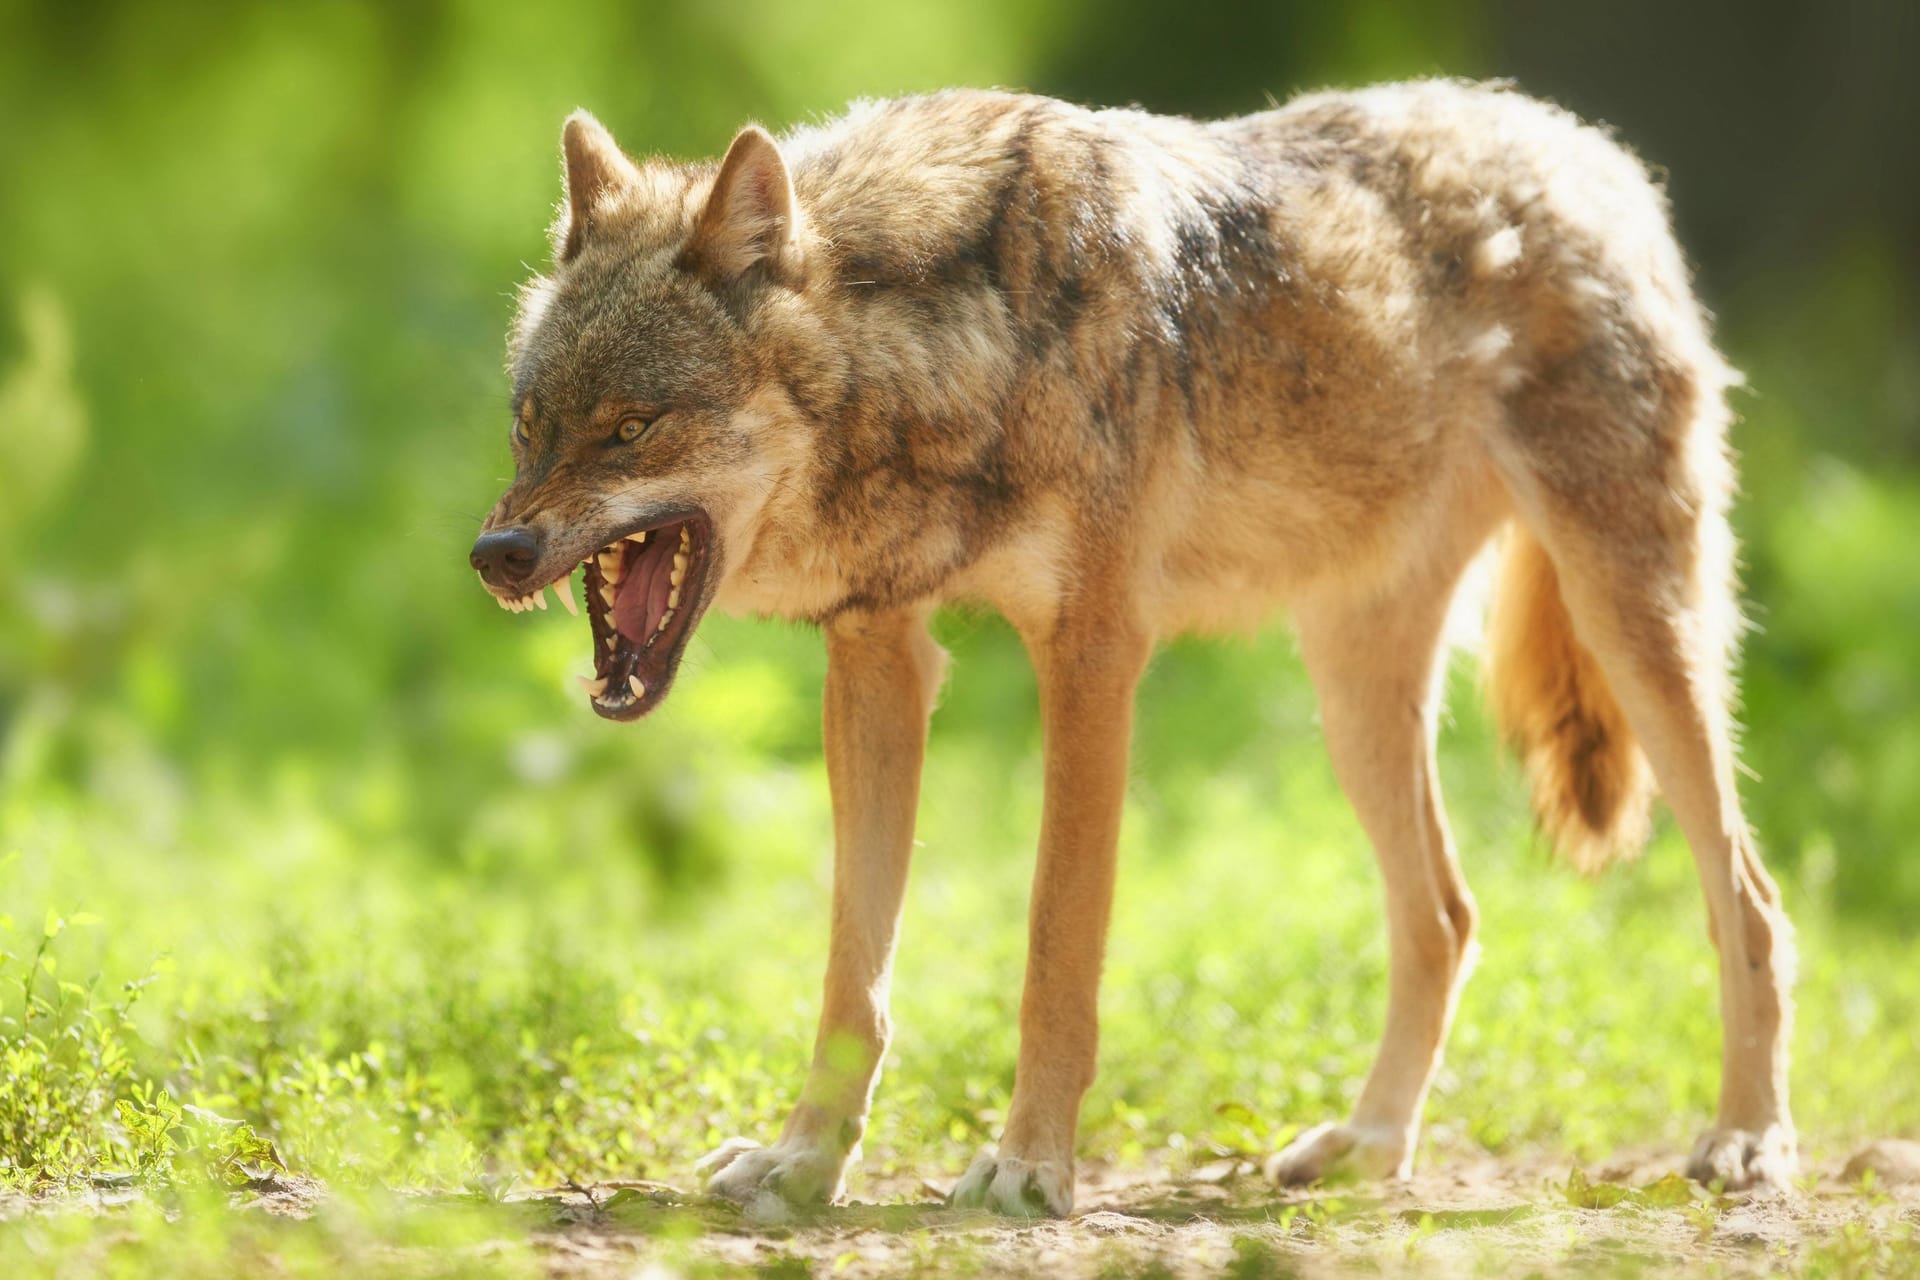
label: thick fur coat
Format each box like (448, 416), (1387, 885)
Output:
(470, 81), (1795, 1215)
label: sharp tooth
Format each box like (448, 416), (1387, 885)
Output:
(679, 526), (690, 549)
(628, 674), (646, 699)
(656, 609), (672, 633)
(597, 551), (623, 584)
(533, 586), (549, 610)
(627, 530), (648, 544)
(496, 597), (510, 611)
(555, 578), (579, 616)
(604, 634), (616, 650)
(673, 551), (688, 573)
(598, 583), (617, 609)
(578, 675), (607, 696)
(667, 585), (681, 609)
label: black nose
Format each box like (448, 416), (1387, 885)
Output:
(470, 527), (541, 587)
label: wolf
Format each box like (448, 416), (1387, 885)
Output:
(469, 80), (1795, 1216)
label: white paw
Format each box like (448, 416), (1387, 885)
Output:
(947, 1149), (1074, 1217)
(1264, 1121), (1412, 1186)
(1687, 1124), (1798, 1192)
(697, 1136), (853, 1213)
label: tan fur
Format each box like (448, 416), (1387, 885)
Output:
(475, 79), (1797, 1216)
(1487, 528), (1655, 872)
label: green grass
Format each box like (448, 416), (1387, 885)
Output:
(2, 621), (1917, 1274)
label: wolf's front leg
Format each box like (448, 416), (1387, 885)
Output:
(700, 609), (946, 1210)
(949, 609), (1151, 1217)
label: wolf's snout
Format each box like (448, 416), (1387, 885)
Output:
(470, 527), (541, 587)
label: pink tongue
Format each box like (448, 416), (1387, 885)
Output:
(611, 538), (671, 642)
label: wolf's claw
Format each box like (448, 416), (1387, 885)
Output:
(1687, 1125), (1797, 1192)
(698, 1136), (851, 1212)
(947, 1150), (1073, 1217)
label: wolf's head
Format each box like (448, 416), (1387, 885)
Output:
(471, 112), (827, 721)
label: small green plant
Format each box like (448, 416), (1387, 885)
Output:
(0, 910), (146, 1187)
(1682, 1197), (1720, 1244)
(115, 1089), (285, 1187)
(0, 907), (280, 1191)
(1803, 1219), (1920, 1280)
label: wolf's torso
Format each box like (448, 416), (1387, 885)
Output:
(716, 82), (1708, 635)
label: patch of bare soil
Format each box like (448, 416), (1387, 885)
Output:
(15, 1145), (1920, 1278)
(427, 1145), (1920, 1278)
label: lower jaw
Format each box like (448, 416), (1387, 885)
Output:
(592, 692), (650, 721)
(578, 516), (711, 717)
(582, 646), (661, 715)
(582, 616), (700, 717)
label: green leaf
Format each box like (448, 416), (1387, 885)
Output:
(1565, 1167), (1632, 1209)
(1213, 1100), (1260, 1127)
(1634, 1173), (1699, 1208)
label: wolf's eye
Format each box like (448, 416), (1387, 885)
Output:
(512, 420), (531, 447)
(615, 416), (654, 444)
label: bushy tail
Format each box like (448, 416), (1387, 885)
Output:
(1485, 527), (1654, 874)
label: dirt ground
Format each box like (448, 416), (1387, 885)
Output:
(515, 1147), (1919, 1279)
(14, 1143), (1920, 1278)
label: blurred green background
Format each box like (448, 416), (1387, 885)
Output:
(0, 0), (1917, 1199)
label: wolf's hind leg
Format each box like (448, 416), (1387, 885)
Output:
(701, 608), (947, 1209)
(1267, 537), (1490, 1186)
(1495, 394), (1796, 1190)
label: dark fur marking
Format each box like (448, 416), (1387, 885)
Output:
(799, 103), (1065, 619)
(1146, 182), (1275, 419)
(1554, 709), (1621, 835)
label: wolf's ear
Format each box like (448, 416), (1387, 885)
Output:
(682, 125), (804, 286)
(558, 111), (637, 263)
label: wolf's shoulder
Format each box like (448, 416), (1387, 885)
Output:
(782, 89), (1073, 175)
(781, 91), (1105, 287)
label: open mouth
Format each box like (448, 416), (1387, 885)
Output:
(493, 512), (714, 721)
